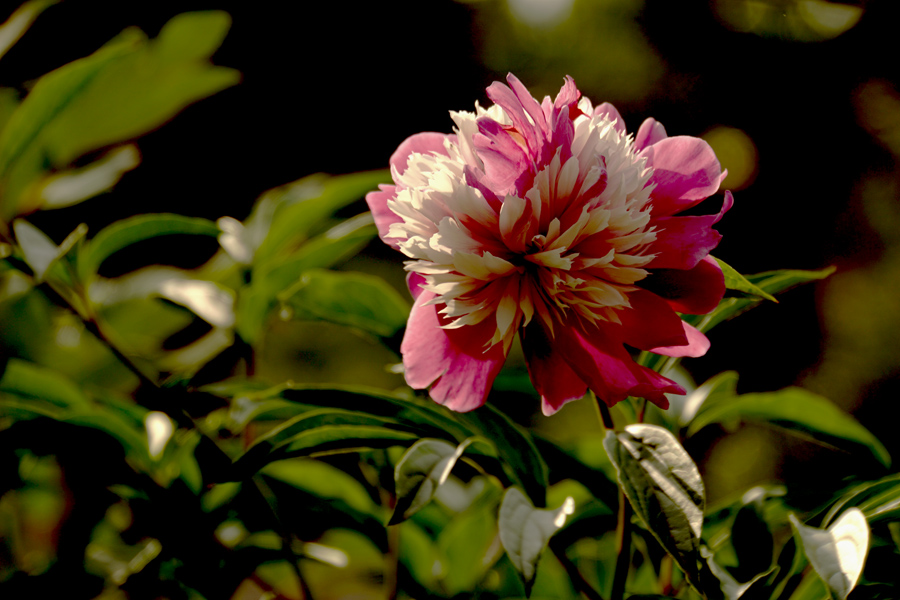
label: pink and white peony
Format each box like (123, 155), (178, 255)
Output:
(367, 74), (732, 415)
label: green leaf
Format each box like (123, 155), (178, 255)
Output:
(687, 386), (891, 467)
(390, 438), (472, 525)
(700, 548), (774, 600)
(682, 266), (836, 336)
(498, 487), (575, 592)
(11, 220), (87, 283)
(0, 357), (89, 408)
(458, 403), (549, 508)
(40, 12), (238, 167)
(262, 458), (383, 520)
(78, 213), (220, 281)
(253, 170), (390, 262)
(438, 496), (502, 595)
(604, 424), (705, 584)
(0, 28), (139, 216)
(714, 257), (777, 302)
(280, 268), (409, 339)
(231, 408), (423, 476)
(678, 371), (738, 428)
(789, 508), (869, 600)
(0, 0), (58, 61)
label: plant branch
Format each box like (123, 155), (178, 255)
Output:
(550, 541), (606, 600)
(610, 489), (632, 600)
(592, 393), (615, 431)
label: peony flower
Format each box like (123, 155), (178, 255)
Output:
(367, 74), (731, 415)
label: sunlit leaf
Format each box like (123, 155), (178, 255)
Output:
(687, 386), (891, 467)
(78, 213), (220, 281)
(714, 257), (777, 302)
(789, 508), (869, 600)
(40, 11), (238, 167)
(498, 487), (574, 591)
(390, 438), (472, 524)
(280, 268), (409, 339)
(253, 170), (390, 262)
(678, 370), (738, 428)
(604, 424), (705, 583)
(37, 144), (140, 210)
(458, 403), (549, 507)
(11, 219), (87, 282)
(0, 0), (58, 61)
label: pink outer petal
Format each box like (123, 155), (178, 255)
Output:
(390, 132), (452, 175)
(593, 102), (625, 134)
(521, 323), (588, 416)
(643, 136), (725, 217)
(650, 321), (710, 358)
(365, 184), (403, 249)
(553, 322), (685, 409)
(643, 256), (725, 315)
(401, 291), (506, 412)
(615, 289), (688, 351)
(634, 117), (668, 151)
(406, 272), (427, 301)
(646, 191), (734, 270)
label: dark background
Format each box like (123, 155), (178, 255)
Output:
(3, 0), (898, 497)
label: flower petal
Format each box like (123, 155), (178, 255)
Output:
(634, 117), (667, 151)
(521, 323), (588, 416)
(366, 184), (404, 249)
(643, 136), (725, 217)
(615, 289), (688, 351)
(592, 102), (625, 134)
(646, 191), (733, 270)
(650, 320), (710, 358)
(642, 256), (725, 314)
(401, 290), (506, 412)
(390, 132), (452, 175)
(554, 322), (685, 409)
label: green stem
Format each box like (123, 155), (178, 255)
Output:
(592, 392), (615, 431)
(610, 488), (632, 600)
(550, 541), (606, 600)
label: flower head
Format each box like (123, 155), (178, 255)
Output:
(367, 74), (731, 415)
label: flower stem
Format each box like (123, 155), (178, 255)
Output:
(611, 488), (632, 600)
(592, 393), (615, 431)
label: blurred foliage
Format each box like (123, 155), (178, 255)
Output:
(1, 2), (899, 600)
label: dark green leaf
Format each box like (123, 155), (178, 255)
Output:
(714, 257), (777, 302)
(458, 403), (549, 507)
(687, 386), (890, 467)
(498, 487), (575, 592)
(390, 438), (472, 524)
(0, 357), (90, 407)
(280, 268), (410, 338)
(78, 213), (219, 281)
(604, 424), (705, 584)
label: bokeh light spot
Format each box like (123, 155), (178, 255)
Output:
(507, 0), (574, 28)
(702, 126), (758, 191)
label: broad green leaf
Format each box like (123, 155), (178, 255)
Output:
(0, 1), (58, 61)
(280, 268), (409, 339)
(40, 12), (238, 167)
(390, 438), (472, 525)
(604, 424), (705, 584)
(0, 28), (140, 216)
(253, 170), (390, 262)
(78, 213), (220, 281)
(687, 386), (891, 467)
(789, 508), (869, 600)
(0, 357), (89, 407)
(822, 473), (900, 528)
(437, 491), (502, 595)
(458, 403), (549, 507)
(262, 458), (382, 520)
(236, 214), (377, 343)
(498, 487), (574, 591)
(398, 521), (441, 591)
(714, 257), (777, 302)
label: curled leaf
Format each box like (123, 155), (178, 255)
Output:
(789, 508), (869, 600)
(390, 438), (472, 524)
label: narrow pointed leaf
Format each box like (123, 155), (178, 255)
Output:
(390, 438), (472, 524)
(789, 508), (869, 600)
(604, 424), (705, 583)
(0, 0), (58, 61)
(714, 257), (777, 302)
(688, 386), (890, 467)
(498, 487), (575, 591)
